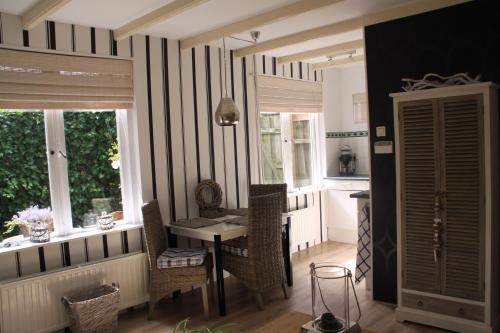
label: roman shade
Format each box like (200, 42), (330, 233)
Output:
(257, 75), (322, 113)
(0, 48), (134, 109)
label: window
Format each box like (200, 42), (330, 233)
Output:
(290, 114), (312, 188)
(259, 112), (318, 191)
(0, 111), (51, 239)
(64, 111), (122, 228)
(1, 109), (139, 241)
(256, 74), (322, 191)
(260, 113), (284, 184)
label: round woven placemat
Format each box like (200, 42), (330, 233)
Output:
(195, 179), (222, 209)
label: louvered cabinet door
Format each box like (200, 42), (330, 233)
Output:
(439, 95), (485, 301)
(399, 99), (441, 293)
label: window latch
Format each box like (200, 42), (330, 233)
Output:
(50, 150), (66, 159)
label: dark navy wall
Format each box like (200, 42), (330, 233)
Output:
(365, 0), (500, 303)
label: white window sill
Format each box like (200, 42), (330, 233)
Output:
(287, 186), (321, 198)
(0, 222), (143, 255)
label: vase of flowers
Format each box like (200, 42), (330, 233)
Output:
(4, 206), (53, 242)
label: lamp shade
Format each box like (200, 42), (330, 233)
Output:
(215, 97), (239, 126)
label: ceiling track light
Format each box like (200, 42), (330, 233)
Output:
(326, 49), (357, 62)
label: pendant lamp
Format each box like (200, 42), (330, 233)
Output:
(215, 38), (239, 126)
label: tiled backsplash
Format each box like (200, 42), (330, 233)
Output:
(326, 131), (368, 138)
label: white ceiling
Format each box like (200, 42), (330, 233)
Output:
(0, 0), (415, 61)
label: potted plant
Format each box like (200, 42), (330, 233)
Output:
(3, 206), (53, 242)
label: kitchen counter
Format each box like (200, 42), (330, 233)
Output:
(349, 189), (372, 293)
(350, 190), (370, 199)
(324, 175), (369, 181)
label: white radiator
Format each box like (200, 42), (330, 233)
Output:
(0, 252), (148, 333)
(290, 205), (322, 252)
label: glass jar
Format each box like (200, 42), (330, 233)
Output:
(97, 213), (114, 230)
(30, 222), (50, 243)
(83, 211), (97, 228)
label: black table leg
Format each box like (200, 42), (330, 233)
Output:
(166, 227), (178, 247)
(283, 216), (293, 287)
(214, 235), (226, 316)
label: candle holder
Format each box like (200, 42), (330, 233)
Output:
(30, 221), (50, 243)
(97, 213), (115, 230)
(302, 262), (361, 333)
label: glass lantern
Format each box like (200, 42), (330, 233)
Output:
(97, 212), (115, 230)
(30, 221), (50, 243)
(303, 262), (361, 333)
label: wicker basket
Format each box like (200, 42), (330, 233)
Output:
(62, 283), (120, 333)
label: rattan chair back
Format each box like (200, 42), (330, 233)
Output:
(247, 192), (286, 290)
(249, 183), (287, 213)
(142, 200), (167, 270)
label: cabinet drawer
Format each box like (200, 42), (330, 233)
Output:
(402, 292), (484, 322)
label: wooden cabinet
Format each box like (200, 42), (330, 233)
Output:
(393, 83), (499, 333)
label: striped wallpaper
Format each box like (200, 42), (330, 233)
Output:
(0, 12), (323, 281)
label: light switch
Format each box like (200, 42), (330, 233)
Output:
(376, 126), (386, 137)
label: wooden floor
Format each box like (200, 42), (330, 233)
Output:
(117, 241), (448, 332)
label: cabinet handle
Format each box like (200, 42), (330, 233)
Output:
(417, 300), (423, 307)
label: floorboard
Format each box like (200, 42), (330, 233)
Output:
(116, 241), (449, 332)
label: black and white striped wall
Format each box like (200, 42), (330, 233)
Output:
(139, 35), (324, 224)
(0, 12), (324, 280)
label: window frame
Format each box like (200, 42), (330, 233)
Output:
(259, 112), (320, 192)
(2, 108), (142, 238)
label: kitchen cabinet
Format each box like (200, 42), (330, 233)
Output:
(324, 179), (369, 244)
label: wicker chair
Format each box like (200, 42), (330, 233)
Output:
(222, 191), (288, 310)
(249, 183), (288, 213)
(142, 200), (213, 320)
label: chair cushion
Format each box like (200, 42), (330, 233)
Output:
(222, 236), (248, 257)
(157, 247), (207, 268)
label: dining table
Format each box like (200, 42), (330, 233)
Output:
(165, 213), (293, 316)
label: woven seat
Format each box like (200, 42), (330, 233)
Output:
(222, 184), (288, 310)
(222, 236), (248, 257)
(142, 200), (213, 320)
(157, 247), (208, 268)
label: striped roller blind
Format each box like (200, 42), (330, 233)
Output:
(0, 48), (134, 109)
(257, 74), (322, 113)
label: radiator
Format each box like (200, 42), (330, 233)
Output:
(290, 205), (322, 252)
(0, 252), (148, 333)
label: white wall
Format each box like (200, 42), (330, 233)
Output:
(322, 63), (370, 176)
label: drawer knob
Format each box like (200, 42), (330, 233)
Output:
(458, 308), (465, 316)
(417, 300), (423, 307)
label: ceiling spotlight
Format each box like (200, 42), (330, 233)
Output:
(250, 31), (261, 43)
